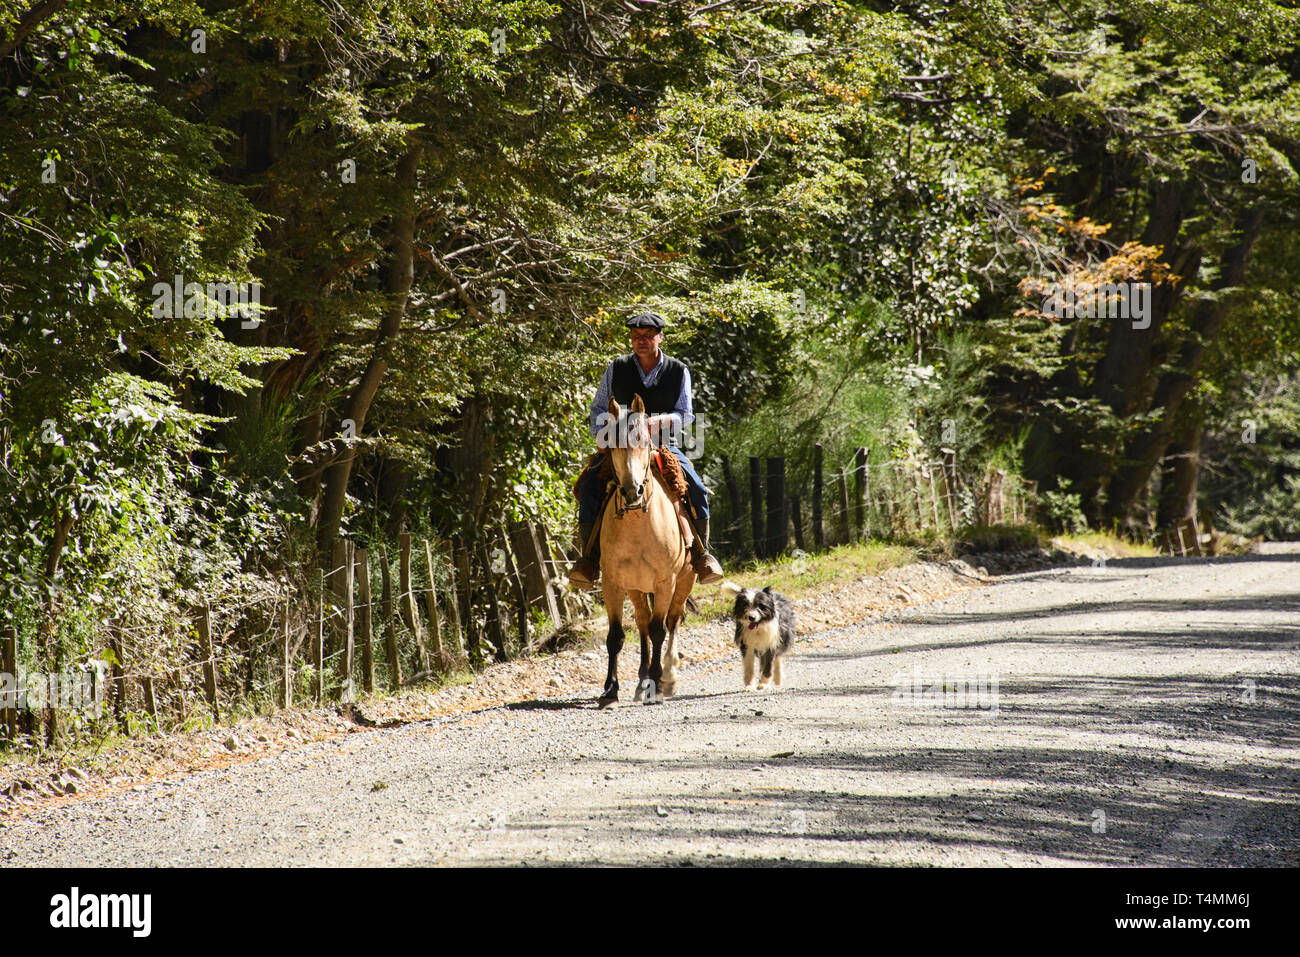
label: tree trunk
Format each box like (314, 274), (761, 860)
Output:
(1103, 207), (1264, 527)
(1069, 181), (1196, 520)
(316, 146), (421, 556)
(1156, 402), (1203, 532)
(446, 393), (496, 529)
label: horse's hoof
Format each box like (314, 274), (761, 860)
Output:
(660, 681), (676, 698)
(635, 678), (657, 704)
(597, 696), (619, 709)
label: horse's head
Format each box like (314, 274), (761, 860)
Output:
(607, 394), (652, 512)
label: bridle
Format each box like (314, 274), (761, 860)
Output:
(612, 479), (651, 518)
(610, 416), (656, 518)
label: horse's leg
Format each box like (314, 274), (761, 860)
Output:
(640, 580), (673, 705)
(629, 590), (654, 703)
(757, 650), (774, 689)
(598, 583), (626, 708)
(660, 570), (694, 697)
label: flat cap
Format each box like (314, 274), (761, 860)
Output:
(626, 311), (666, 330)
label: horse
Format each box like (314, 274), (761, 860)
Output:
(595, 394), (696, 707)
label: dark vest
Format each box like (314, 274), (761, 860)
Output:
(610, 353), (686, 415)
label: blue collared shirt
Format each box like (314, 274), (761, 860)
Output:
(589, 351), (694, 438)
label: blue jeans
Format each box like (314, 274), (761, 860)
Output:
(578, 446), (709, 524)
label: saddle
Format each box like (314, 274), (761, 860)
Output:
(573, 447), (689, 506)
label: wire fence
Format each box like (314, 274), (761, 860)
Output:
(0, 519), (594, 744)
(710, 446), (1039, 558)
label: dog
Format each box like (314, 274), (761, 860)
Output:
(720, 582), (795, 690)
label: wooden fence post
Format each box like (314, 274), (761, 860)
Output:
(197, 603), (219, 720)
(454, 537), (481, 664)
(837, 472), (850, 544)
(314, 570), (324, 705)
(108, 631), (126, 732)
(423, 539), (446, 670)
(399, 532), (431, 674)
(853, 447), (868, 540)
(378, 545), (402, 690)
(812, 443), (824, 550)
(897, 464), (911, 530)
(357, 547), (374, 694)
(172, 670), (188, 725)
(790, 497), (805, 551)
(749, 456), (763, 558)
(509, 521), (562, 628)
(721, 454), (742, 555)
(500, 528), (530, 652)
(281, 598), (292, 709)
(141, 675), (158, 722)
(765, 457), (786, 557)
(536, 524), (585, 620)
(335, 540), (355, 702)
(1, 625), (16, 739)
(910, 467), (927, 529)
(440, 539), (465, 660)
(335, 538), (351, 657)
(942, 448), (959, 526)
(889, 462), (905, 533)
(478, 539), (508, 662)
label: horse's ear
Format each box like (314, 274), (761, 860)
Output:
(631, 394), (645, 414)
(608, 397), (620, 419)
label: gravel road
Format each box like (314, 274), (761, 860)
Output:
(5, 548), (1298, 866)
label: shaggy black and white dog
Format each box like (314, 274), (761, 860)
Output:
(720, 582), (796, 690)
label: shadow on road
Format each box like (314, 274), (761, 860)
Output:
(488, 553), (1300, 866)
(490, 675), (1299, 865)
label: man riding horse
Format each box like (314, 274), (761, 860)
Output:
(567, 311), (725, 587)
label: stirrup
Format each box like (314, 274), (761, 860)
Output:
(568, 555), (599, 589)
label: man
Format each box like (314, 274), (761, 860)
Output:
(567, 311), (725, 587)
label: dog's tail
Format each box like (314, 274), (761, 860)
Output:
(719, 581), (743, 598)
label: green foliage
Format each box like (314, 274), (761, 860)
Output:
(2, 0), (1298, 743)
(1039, 488), (1089, 535)
(1201, 370), (1300, 539)
(956, 523), (1049, 553)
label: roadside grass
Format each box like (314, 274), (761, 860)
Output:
(953, 523), (1050, 553)
(690, 539), (920, 621)
(1052, 530), (1159, 558)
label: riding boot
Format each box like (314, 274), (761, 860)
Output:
(688, 515), (724, 584)
(567, 521), (600, 589)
